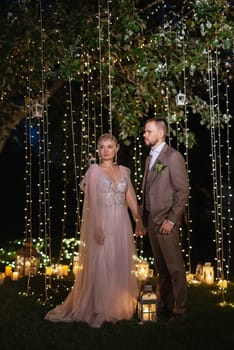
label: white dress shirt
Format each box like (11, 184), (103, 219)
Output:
(149, 142), (165, 170)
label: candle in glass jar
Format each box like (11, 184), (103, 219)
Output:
(11, 271), (19, 281)
(5, 266), (12, 277)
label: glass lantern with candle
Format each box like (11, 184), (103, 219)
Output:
(202, 262), (214, 285)
(15, 239), (40, 277)
(138, 282), (157, 322)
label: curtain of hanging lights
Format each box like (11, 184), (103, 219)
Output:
(17, 1), (233, 299)
(207, 45), (232, 291)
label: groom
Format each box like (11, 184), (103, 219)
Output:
(142, 118), (189, 323)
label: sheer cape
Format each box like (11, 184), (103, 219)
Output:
(45, 164), (139, 327)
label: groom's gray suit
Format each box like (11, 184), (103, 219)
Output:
(142, 143), (189, 316)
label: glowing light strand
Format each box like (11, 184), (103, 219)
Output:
(162, 2), (171, 144)
(224, 67), (232, 283)
(106, 0), (112, 133)
(98, 1), (104, 135)
(57, 88), (69, 264)
(207, 45), (231, 289)
(208, 47), (220, 273)
(181, 24), (192, 274)
(68, 76), (80, 239)
(214, 45), (225, 282)
(133, 135), (145, 262)
(39, 0), (51, 302)
(24, 39), (33, 247)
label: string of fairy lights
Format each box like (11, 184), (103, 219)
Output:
(177, 21), (192, 274)
(106, 0), (113, 133)
(53, 1), (113, 280)
(224, 63), (233, 284)
(98, 2), (104, 135)
(206, 45), (232, 289)
(0, 1), (233, 300)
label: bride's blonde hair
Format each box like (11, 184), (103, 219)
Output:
(97, 133), (118, 147)
(97, 133), (119, 163)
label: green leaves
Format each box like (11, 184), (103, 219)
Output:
(0, 0), (233, 149)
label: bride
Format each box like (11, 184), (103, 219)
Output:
(45, 133), (145, 327)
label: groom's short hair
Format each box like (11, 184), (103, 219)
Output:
(145, 118), (168, 136)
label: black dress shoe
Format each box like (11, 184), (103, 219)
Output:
(168, 313), (188, 324)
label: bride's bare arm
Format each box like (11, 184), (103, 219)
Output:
(124, 169), (146, 236)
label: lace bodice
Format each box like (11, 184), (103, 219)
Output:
(100, 176), (127, 206)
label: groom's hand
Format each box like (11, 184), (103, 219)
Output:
(159, 219), (174, 235)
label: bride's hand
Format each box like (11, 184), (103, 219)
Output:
(135, 221), (146, 237)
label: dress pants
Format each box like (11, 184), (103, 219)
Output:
(147, 212), (187, 315)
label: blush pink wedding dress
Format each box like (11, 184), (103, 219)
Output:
(45, 164), (138, 327)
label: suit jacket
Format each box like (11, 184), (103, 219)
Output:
(142, 143), (189, 226)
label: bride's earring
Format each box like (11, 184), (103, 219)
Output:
(115, 144), (120, 164)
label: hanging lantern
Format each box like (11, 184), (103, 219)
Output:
(175, 91), (186, 106)
(15, 240), (40, 277)
(31, 103), (44, 118)
(202, 262), (214, 285)
(138, 282), (157, 322)
(135, 259), (149, 281)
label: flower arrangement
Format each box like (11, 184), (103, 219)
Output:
(153, 160), (167, 173)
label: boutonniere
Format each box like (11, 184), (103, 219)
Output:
(153, 160), (167, 173)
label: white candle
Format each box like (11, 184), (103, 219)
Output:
(11, 271), (19, 281)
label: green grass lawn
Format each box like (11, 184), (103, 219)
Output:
(0, 276), (234, 350)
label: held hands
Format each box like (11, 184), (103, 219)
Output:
(135, 220), (146, 237)
(159, 219), (174, 235)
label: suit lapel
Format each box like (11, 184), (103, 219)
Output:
(142, 155), (151, 190)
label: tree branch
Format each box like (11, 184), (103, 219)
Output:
(139, 0), (165, 12)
